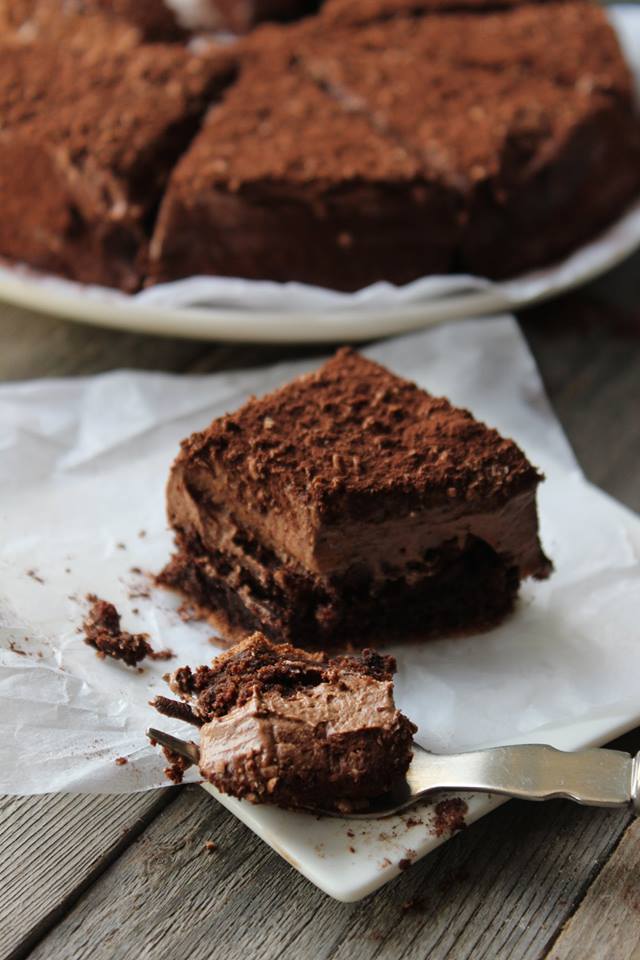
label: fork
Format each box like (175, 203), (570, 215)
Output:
(147, 727), (640, 819)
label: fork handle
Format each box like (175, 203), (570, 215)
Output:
(411, 744), (640, 811)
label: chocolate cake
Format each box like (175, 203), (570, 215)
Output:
(159, 349), (550, 649)
(83, 596), (171, 666)
(0, 0), (317, 39)
(152, 633), (416, 809)
(84, 597), (144, 665)
(0, 0), (638, 290)
(147, 58), (456, 290)
(148, 0), (640, 289)
(0, 0), (184, 44)
(0, 32), (234, 290)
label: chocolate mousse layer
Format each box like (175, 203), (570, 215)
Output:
(153, 633), (416, 809)
(159, 349), (550, 648)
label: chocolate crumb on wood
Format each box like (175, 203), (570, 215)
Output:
(401, 897), (426, 913)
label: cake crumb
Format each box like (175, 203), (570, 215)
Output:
(26, 568), (45, 584)
(204, 840), (217, 853)
(178, 601), (200, 623)
(138, 529), (147, 538)
(82, 596), (165, 667)
(149, 648), (175, 661)
(401, 897), (425, 913)
(398, 851), (415, 871)
(162, 746), (192, 784)
(432, 798), (468, 837)
(115, 756), (128, 766)
(128, 588), (151, 600)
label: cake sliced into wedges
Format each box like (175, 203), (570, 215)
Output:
(159, 348), (550, 649)
(0, 28), (234, 291)
(152, 633), (416, 810)
(148, 1), (640, 290)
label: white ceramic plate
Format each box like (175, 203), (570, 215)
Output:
(0, 6), (638, 344)
(201, 701), (640, 901)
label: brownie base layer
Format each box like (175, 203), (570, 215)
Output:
(158, 534), (521, 649)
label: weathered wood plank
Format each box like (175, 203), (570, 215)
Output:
(546, 819), (640, 960)
(24, 776), (634, 960)
(520, 252), (640, 511)
(0, 303), (206, 381)
(0, 302), (329, 382)
(0, 790), (175, 960)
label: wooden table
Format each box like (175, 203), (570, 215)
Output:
(1, 255), (639, 960)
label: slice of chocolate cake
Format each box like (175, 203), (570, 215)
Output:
(153, 633), (416, 809)
(148, 0), (640, 290)
(159, 349), (551, 649)
(146, 57), (458, 290)
(303, 2), (640, 279)
(0, 33), (234, 290)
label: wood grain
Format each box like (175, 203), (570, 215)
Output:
(0, 301), (330, 382)
(0, 791), (175, 960)
(547, 819), (640, 960)
(520, 254), (640, 511)
(24, 780), (634, 960)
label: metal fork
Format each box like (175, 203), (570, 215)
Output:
(147, 727), (640, 819)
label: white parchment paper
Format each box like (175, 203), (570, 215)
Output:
(1, 316), (640, 795)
